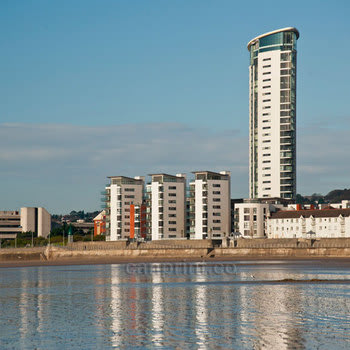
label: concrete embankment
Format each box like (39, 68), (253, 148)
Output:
(1, 238), (350, 266)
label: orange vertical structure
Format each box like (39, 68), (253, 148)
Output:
(130, 204), (135, 239)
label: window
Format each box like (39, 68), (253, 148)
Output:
(263, 126), (270, 130)
(263, 58), (271, 61)
(263, 153), (271, 156)
(263, 180), (271, 184)
(263, 92), (271, 96)
(124, 188), (135, 192)
(281, 90), (290, 103)
(281, 104), (291, 110)
(213, 212), (221, 216)
(263, 64), (271, 68)
(244, 215), (250, 221)
(213, 198), (221, 202)
(168, 221), (176, 225)
(263, 106), (271, 110)
(213, 184), (221, 188)
(262, 173), (271, 177)
(263, 140), (271, 143)
(263, 133), (270, 136)
(263, 99), (271, 102)
(263, 72), (271, 75)
(281, 69), (291, 76)
(263, 120), (271, 123)
(213, 220), (221, 223)
(281, 111), (290, 116)
(169, 228), (176, 232)
(125, 195), (135, 199)
(262, 167), (271, 170)
(169, 207), (176, 211)
(169, 186), (176, 190)
(281, 52), (291, 61)
(168, 200), (176, 204)
(213, 205), (221, 209)
(262, 113), (270, 116)
(169, 193), (176, 197)
(262, 146), (271, 150)
(169, 214), (176, 217)
(213, 191), (221, 195)
(263, 187), (271, 190)
(263, 78), (271, 82)
(213, 227), (221, 231)
(263, 85), (271, 89)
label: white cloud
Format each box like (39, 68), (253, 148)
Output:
(0, 120), (349, 213)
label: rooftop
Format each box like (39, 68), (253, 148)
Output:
(270, 208), (350, 219)
(247, 27), (300, 50)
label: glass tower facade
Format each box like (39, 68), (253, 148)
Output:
(247, 28), (299, 200)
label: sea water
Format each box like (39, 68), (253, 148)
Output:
(1, 261), (350, 349)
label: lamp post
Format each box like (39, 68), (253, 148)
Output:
(63, 225), (65, 246)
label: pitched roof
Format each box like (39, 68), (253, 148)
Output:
(270, 208), (350, 219)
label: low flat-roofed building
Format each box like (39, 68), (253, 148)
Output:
(267, 208), (350, 238)
(0, 211), (22, 238)
(0, 207), (51, 239)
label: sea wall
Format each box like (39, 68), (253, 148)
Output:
(1, 238), (350, 262)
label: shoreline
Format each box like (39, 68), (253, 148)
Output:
(1, 255), (350, 268)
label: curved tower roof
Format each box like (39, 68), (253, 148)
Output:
(247, 27), (300, 50)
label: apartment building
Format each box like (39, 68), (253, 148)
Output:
(267, 207), (350, 238)
(248, 27), (299, 200)
(146, 173), (186, 240)
(105, 176), (145, 241)
(189, 171), (231, 239)
(234, 199), (284, 238)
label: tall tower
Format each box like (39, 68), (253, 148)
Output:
(247, 27), (299, 200)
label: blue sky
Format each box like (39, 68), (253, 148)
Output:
(1, 0), (350, 213)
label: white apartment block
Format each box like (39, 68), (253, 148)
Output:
(234, 200), (284, 238)
(248, 27), (299, 200)
(189, 171), (231, 239)
(267, 208), (350, 239)
(147, 173), (186, 240)
(105, 176), (144, 241)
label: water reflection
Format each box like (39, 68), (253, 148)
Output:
(110, 266), (122, 347)
(195, 272), (208, 349)
(151, 271), (164, 347)
(19, 269), (30, 349)
(0, 262), (350, 349)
